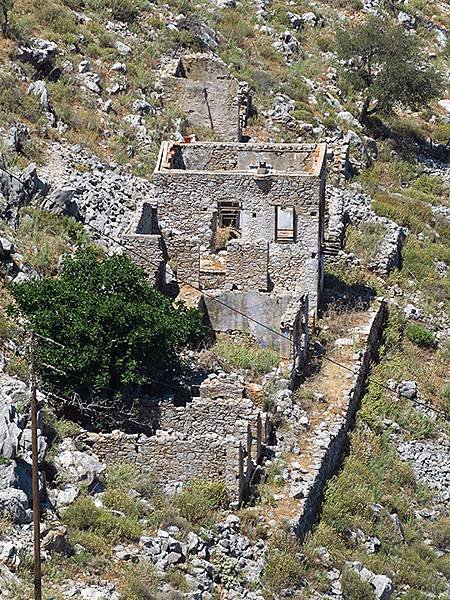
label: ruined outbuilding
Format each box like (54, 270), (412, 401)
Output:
(157, 53), (251, 141)
(124, 140), (327, 375)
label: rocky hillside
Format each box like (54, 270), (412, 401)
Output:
(0, 0), (449, 599)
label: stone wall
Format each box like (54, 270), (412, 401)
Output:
(203, 291), (293, 354)
(166, 234), (201, 287)
(294, 300), (386, 538)
(200, 240), (269, 292)
(157, 53), (250, 142)
(79, 375), (268, 498)
(82, 429), (239, 493)
(122, 232), (164, 285)
(154, 169), (324, 308)
(174, 142), (318, 172)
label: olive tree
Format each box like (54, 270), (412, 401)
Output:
(10, 250), (206, 430)
(336, 16), (443, 124)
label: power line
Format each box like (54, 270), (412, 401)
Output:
(82, 221), (450, 420)
(1, 163), (448, 420)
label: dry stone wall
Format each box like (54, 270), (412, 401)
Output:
(80, 375), (267, 498)
(122, 233), (164, 284)
(294, 301), (386, 537)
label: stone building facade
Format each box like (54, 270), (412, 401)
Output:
(124, 140), (326, 370)
(157, 53), (251, 141)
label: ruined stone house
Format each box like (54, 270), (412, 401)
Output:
(157, 53), (251, 141)
(124, 140), (327, 374)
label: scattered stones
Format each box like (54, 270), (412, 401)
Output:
(273, 31), (299, 63)
(397, 380), (418, 400)
(78, 71), (102, 94)
(397, 11), (416, 29)
(348, 561), (394, 599)
(115, 40), (132, 55)
(395, 437), (450, 504)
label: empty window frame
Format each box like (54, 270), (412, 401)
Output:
(275, 205), (295, 242)
(218, 201), (242, 231)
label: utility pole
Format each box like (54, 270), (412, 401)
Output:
(30, 332), (42, 600)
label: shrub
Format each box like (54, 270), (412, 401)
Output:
(174, 479), (228, 525)
(340, 568), (376, 600)
(5, 355), (29, 383)
(262, 531), (305, 592)
(212, 337), (279, 375)
(69, 529), (109, 555)
(86, 0), (145, 23)
(433, 123), (450, 144)
(96, 511), (142, 541)
(63, 496), (142, 541)
(405, 323), (435, 348)
(119, 561), (161, 599)
(63, 497), (102, 530)
(15, 208), (90, 275)
(106, 461), (139, 490)
(106, 461), (161, 500)
(10, 249), (206, 429)
(345, 222), (385, 265)
(102, 489), (141, 518)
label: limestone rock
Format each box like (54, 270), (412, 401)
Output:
(17, 38), (58, 73)
(0, 488), (31, 524)
(41, 187), (79, 218)
(53, 438), (105, 486)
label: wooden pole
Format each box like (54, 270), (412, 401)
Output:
(30, 332), (42, 600)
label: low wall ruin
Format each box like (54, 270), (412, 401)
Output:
(79, 375), (270, 498)
(293, 300), (386, 537)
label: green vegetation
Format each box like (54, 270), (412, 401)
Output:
(340, 568), (376, 599)
(174, 479), (228, 526)
(405, 323), (435, 348)
(63, 496), (143, 543)
(212, 336), (279, 375)
(345, 222), (386, 266)
(86, 0), (145, 23)
(10, 250), (206, 429)
(300, 307), (448, 596)
(15, 208), (91, 275)
(336, 15), (443, 123)
(262, 530), (305, 592)
(1, 0), (13, 36)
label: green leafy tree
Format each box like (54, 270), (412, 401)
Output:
(336, 16), (443, 123)
(10, 250), (205, 429)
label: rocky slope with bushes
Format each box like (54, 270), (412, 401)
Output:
(0, 0), (449, 599)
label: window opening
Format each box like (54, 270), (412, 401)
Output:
(216, 201), (242, 250)
(275, 206), (295, 242)
(218, 201), (242, 230)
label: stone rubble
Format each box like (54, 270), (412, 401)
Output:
(395, 436), (450, 504)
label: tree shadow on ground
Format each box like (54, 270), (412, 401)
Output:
(365, 116), (449, 163)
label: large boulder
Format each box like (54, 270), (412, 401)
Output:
(0, 488), (31, 524)
(41, 187), (79, 219)
(17, 38), (58, 75)
(53, 438), (105, 487)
